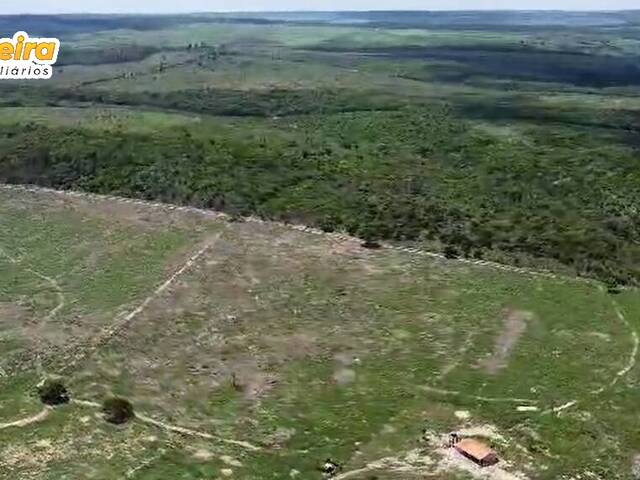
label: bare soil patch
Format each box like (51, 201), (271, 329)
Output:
(0, 302), (30, 325)
(0, 407), (51, 430)
(333, 368), (357, 386)
(230, 359), (278, 401)
(434, 445), (528, 480)
(41, 191), (212, 233)
(261, 332), (320, 361)
(479, 309), (535, 374)
(329, 238), (365, 256)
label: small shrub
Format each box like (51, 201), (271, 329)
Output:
(443, 245), (459, 259)
(228, 213), (245, 223)
(231, 372), (243, 392)
(362, 240), (381, 249)
(607, 285), (622, 295)
(319, 216), (338, 232)
(320, 459), (340, 476)
(37, 379), (69, 406)
(605, 276), (623, 294)
(102, 397), (135, 425)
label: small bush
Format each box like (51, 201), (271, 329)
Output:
(443, 245), (459, 259)
(362, 240), (381, 249)
(228, 213), (245, 223)
(231, 372), (243, 392)
(102, 397), (135, 425)
(320, 459), (340, 476)
(37, 379), (69, 406)
(607, 284), (622, 295)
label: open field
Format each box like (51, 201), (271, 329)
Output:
(1, 186), (639, 479)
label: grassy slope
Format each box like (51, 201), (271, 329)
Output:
(0, 189), (219, 411)
(0, 189), (638, 479)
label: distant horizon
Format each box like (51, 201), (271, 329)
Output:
(6, 0), (640, 15)
(4, 8), (640, 13)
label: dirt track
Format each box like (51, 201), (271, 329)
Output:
(59, 234), (222, 374)
(0, 407), (51, 430)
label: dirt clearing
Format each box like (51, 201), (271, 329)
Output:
(479, 309), (535, 374)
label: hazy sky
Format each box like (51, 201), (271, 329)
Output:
(6, 0), (639, 14)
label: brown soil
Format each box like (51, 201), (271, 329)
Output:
(333, 368), (357, 386)
(230, 359), (278, 401)
(479, 309), (535, 375)
(261, 332), (319, 361)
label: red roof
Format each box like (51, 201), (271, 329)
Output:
(455, 439), (497, 461)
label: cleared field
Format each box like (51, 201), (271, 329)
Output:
(0, 187), (639, 480)
(0, 106), (204, 134)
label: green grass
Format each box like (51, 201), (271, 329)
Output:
(0, 188), (219, 375)
(1, 190), (637, 478)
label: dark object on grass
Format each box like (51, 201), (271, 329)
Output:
(320, 459), (340, 476)
(362, 240), (381, 249)
(102, 397), (135, 424)
(228, 213), (245, 223)
(37, 379), (70, 406)
(443, 245), (459, 259)
(231, 372), (243, 392)
(606, 278), (622, 294)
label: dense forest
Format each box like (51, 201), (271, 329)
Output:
(1, 106), (638, 286)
